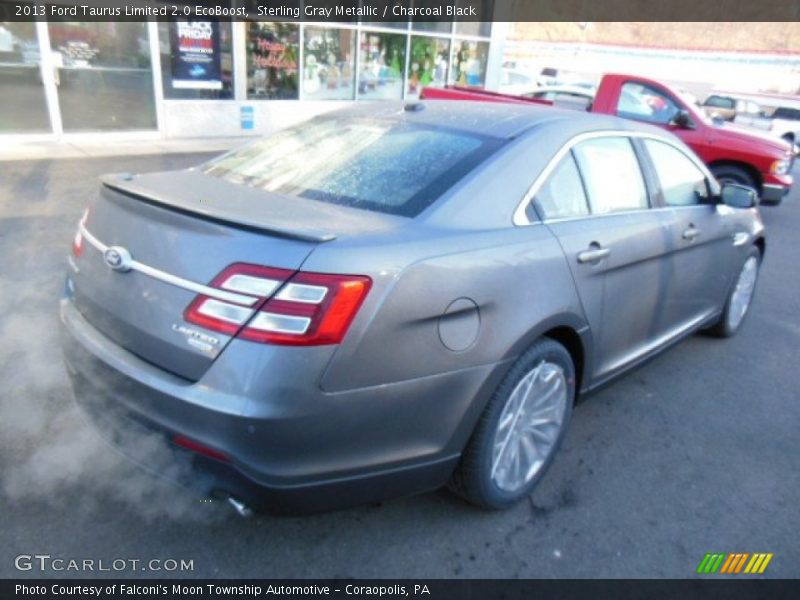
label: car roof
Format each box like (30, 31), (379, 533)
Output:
(317, 100), (659, 140)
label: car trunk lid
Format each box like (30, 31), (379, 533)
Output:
(70, 169), (403, 381)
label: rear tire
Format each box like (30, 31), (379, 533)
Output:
(706, 246), (761, 338)
(449, 338), (575, 509)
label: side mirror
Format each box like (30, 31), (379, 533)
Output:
(671, 109), (694, 129)
(720, 183), (758, 209)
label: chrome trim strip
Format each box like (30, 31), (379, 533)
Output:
(599, 310), (715, 376)
(512, 129), (716, 227)
(79, 223), (258, 306)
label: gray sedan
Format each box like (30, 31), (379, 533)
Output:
(60, 101), (764, 513)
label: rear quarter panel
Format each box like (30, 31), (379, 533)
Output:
(308, 225), (587, 393)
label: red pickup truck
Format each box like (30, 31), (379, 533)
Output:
(422, 73), (794, 205)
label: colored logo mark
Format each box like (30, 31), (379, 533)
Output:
(696, 553), (773, 574)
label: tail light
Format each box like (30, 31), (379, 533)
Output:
(72, 208), (89, 257)
(184, 263), (293, 335)
(184, 263), (371, 346)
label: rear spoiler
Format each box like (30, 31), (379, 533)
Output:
(101, 174), (337, 244)
(420, 85), (553, 106)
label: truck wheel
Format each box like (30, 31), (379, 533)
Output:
(711, 164), (756, 190)
(449, 339), (575, 509)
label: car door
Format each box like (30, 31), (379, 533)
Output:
(639, 137), (739, 328)
(532, 135), (674, 381)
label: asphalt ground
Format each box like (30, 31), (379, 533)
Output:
(1, 153), (798, 578)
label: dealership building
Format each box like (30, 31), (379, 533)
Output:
(0, 18), (507, 140)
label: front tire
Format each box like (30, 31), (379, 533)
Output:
(706, 246), (761, 338)
(711, 164), (757, 190)
(449, 338), (575, 509)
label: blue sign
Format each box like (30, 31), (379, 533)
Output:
(240, 106), (254, 130)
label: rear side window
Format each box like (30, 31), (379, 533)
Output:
(534, 153), (590, 220)
(203, 118), (500, 217)
(572, 137), (648, 214)
(643, 139), (710, 207)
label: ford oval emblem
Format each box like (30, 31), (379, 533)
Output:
(103, 246), (133, 272)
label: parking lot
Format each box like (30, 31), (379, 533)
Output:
(1, 152), (798, 579)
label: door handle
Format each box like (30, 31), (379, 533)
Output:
(577, 245), (611, 264)
(682, 227), (701, 240)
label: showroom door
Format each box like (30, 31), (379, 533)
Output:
(46, 22), (157, 132)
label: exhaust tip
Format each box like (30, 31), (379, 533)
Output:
(226, 496), (253, 518)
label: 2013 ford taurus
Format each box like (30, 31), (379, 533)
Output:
(60, 102), (765, 514)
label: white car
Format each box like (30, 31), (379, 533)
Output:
(765, 105), (800, 146)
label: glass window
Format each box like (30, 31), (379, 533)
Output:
(48, 22), (156, 132)
(246, 22), (299, 100)
(534, 153), (590, 220)
(406, 36), (449, 99)
(159, 21), (233, 100)
(302, 27), (355, 100)
(773, 107), (800, 121)
(618, 82), (680, 125)
(736, 100), (761, 115)
(704, 95), (734, 110)
(644, 140), (709, 207)
(573, 137), (648, 214)
(202, 118), (502, 217)
(0, 20), (49, 132)
(358, 31), (406, 100)
(449, 40), (488, 87)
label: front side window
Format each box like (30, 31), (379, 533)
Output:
(618, 82), (680, 125)
(644, 139), (709, 207)
(534, 153), (590, 220)
(573, 137), (648, 214)
(202, 118), (501, 217)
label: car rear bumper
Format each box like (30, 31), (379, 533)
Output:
(60, 295), (505, 513)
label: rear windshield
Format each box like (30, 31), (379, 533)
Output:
(202, 117), (502, 217)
